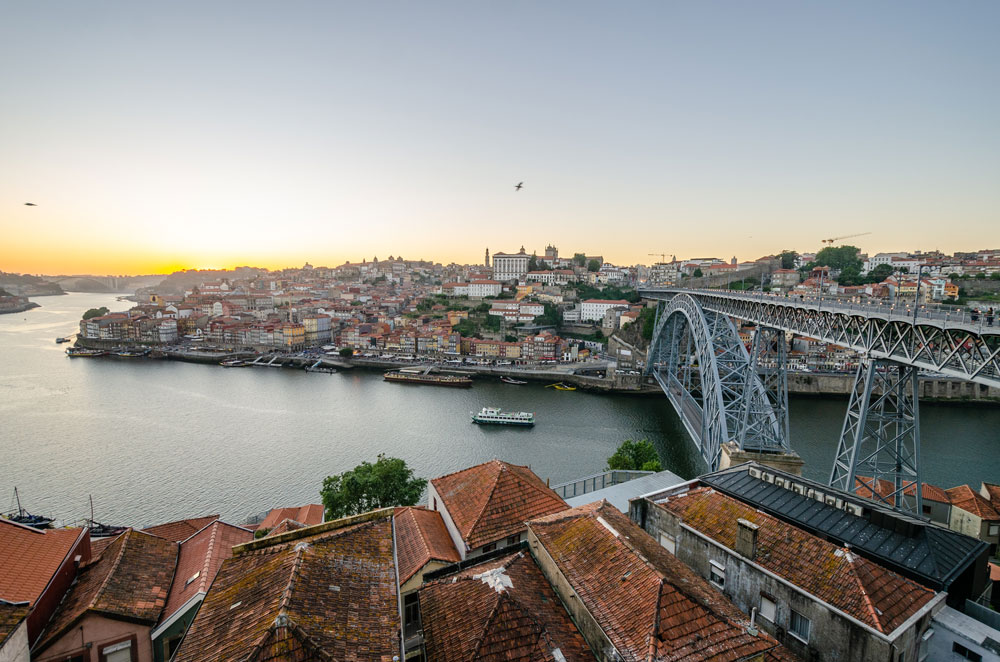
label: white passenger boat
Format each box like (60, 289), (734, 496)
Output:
(471, 407), (535, 426)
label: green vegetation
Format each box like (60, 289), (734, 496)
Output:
(778, 250), (798, 270)
(640, 307), (656, 341)
(587, 259), (601, 272)
(533, 303), (561, 327)
(571, 283), (638, 303)
(606, 439), (662, 472)
(320, 454), (427, 520)
(528, 254), (539, 272)
(253, 527), (272, 539)
(339, 347), (354, 357)
(572, 253), (587, 267)
(82, 307), (110, 320)
(693, 268), (703, 278)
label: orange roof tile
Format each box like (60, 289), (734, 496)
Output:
(141, 514), (220, 542)
(394, 507), (460, 584)
(529, 502), (785, 661)
(261, 518), (306, 538)
(34, 529), (178, 655)
(161, 521), (253, 624)
(656, 487), (937, 633)
(0, 520), (86, 605)
(420, 551), (594, 661)
(946, 485), (1000, 520)
(432, 460), (567, 550)
(256, 504), (324, 532)
(982, 483), (1000, 512)
(990, 562), (1000, 583)
(173, 511), (399, 662)
(853, 477), (950, 505)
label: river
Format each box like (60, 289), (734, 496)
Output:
(1, 293), (997, 527)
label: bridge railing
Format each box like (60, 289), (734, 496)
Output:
(550, 470), (656, 499)
(641, 288), (999, 334)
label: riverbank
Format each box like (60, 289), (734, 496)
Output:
(0, 301), (41, 314)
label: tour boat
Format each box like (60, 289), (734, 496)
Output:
(546, 382), (577, 391)
(500, 376), (527, 385)
(384, 370), (472, 387)
(66, 347), (107, 358)
(472, 407), (535, 426)
(220, 359), (248, 367)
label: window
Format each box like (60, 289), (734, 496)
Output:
(709, 560), (725, 589)
(989, 524), (999, 537)
(482, 543), (496, 553)
(404, 592), (420, 626)
(789, 609), (810, 643)
(659, 533), (676, 554)
(759, 595), (776, 622)
(101, 640), (133, 662)
(953, 643), (983, 661)
(922, 505), (932, 515)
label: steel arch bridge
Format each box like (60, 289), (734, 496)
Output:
(645, 293), (789, 471)
(640, 287), (1000, 517)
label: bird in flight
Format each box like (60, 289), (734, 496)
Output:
(24, 202), (37, 206)
(514, 182), (523, 191)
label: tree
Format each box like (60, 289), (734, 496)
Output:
(338, 347), (354, 357)
(693, 268), (703, 278)
(606, 440), (662, 472)
(640, 307), (657, 341)
(778, 250), (798, 270)
(813, 245), (862, 272)
(527, 254), (539, 272)
(587, 259), (601, 272)
(320, 454), (427, 520)
(572, 253), (587, 267)
(82, 307), (109, 320)
(868, 264), (895, 282)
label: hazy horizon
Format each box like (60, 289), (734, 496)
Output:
(3, 2), (998, 274)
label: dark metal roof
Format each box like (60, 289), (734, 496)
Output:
(701, 464), (988, 590)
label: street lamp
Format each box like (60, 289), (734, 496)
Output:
(912, 265), (926, 325)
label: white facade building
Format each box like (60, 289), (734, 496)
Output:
(467, 280), (502, 298)
(492, 248), (530, 281)
(580, 299), (630, 322)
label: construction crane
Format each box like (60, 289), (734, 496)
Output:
(821, 232), (871, 245)
(648, 253), (667, 263)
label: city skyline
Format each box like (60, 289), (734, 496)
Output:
(3, 2), (998, 274)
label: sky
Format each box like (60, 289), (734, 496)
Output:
(1, 1), (998, 275)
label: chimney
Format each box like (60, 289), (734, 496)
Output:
(735, 518), (759, 560)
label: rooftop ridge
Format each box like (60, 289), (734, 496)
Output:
(399, 507), (433, 569)
(87, 528), (131, 612)
(846, 552), (883, 633)
(464, 463), (507, 542)
(234, 507), (392, 554)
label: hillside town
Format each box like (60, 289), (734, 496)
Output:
(3, 456), (1000, 661)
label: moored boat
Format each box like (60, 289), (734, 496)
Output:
(384, 370), (472, 387)
(66, 347), (107, 358)
(472, 407), (535, 426)
(546, 382), (577, 391)
(4, 488), (54, 529)
(220, 359), (248, 367)
(56, 336), (70, 343)
(500, 376), (527, 385)
(113, 348), (151, 358)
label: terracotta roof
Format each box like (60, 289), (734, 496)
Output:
(0, 600), (30, 649)
(853, 477), (950, 505)
(946, 485), (1000, 520)
(432, 460), (568, 550)
(394, 507), (460, 584)
(981, 483), (1000, 512)
(161, 521), (253, 625)
(990, 562), (1000, 583)
(141, 514), (220, 542)
(0, 520), (86, 605)
(91, 534), (121, 557)
(173, 510), (400, 662)
(261, 518), (306, 538)
(656, 487), (937, 633)
(529, 501), (785, 661)
(256, 504), (324, 532)
(34, 529), (178, 654)
(420, 551), (594, 662)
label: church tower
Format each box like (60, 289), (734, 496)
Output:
(485, 248), (490, 267)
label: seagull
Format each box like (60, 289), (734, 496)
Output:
(514, 182), (523, 191)
(24, 202), (37, 206)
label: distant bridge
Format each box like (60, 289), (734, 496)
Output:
(640, 287), (1000, 517)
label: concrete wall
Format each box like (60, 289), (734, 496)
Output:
(927, 606), (1000, 662)
(787, 373), (1000, 402)
(949, 508), (1000, 550)
(34, 614), (153, 662)
(641, 502), (939, 662)
(923, 499), (951, 526)
(0, 621), (29, 662)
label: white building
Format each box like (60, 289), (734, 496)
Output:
(492, 248), (530, 282)
(467, 280), (502, 298)
(580, 299), (630, 322)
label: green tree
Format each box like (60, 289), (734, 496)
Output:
(975, 272), (987, 280)
(587, 259), (601, 272)
(320, 454), (427, 520)
(814, 245), (863, 272)
(640, 307), (657, 341)
(606, 440), (662, 472)
(693, 268), (703, 278)
(527, 254), (539, 272)
(338, 347), (354, 357)
(572, 253), (587, 267)
(868, 264), (895, 282)
(82, 307), (109, 320)
(778, 250), (798, 270)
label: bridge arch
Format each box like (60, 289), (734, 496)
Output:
(645, 293), (785, 470)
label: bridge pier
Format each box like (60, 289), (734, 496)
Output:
(719, 442), (804, 476)
(829, 358), (923, 516)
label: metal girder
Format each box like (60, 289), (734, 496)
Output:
(739, 327), (790, 453)
(646, 294), (785, 470)
(829, 359), (922, 515)
(640, 289), (1000, 388)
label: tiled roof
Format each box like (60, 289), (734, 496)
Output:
(173, 510), (400, 662)
(161, 520), (253, 624)
(256, 504), (324, 532)
(91, 533), (122, 557)
(658, 487), (937, 633)
(983, 483), (1000, 511)
(394, 507), (460, 584)
(261, 518), (305, 538)
(946, 485), (1000, 520)
(853, 477), (950, 505)
(701, 465), (987, 590)
(34, 529), (177, 654)
(141, 514), (220, 542)
(420, 551), (594, 662)
(529, 502), (785, 661)
(0, 600), (30, 649)
(432, 460), (567, 549)
(0, 520), (86, 605)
